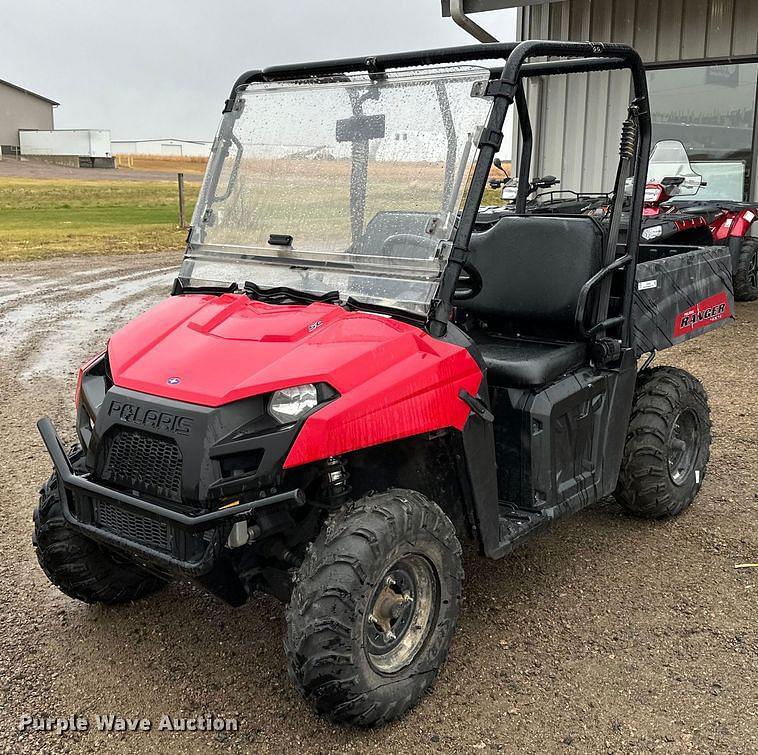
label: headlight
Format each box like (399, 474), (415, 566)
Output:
(269, 384), (318, 424)
(642, 224), (663, 241)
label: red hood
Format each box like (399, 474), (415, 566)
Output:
(108, 293), (455, 407)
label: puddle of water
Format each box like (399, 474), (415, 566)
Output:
(70, 266), (123, 278)
(19, 272), (174, 380)
(0, 266), (176, 341)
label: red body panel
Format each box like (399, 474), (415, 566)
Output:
(644, 190), (758, 243)
(107, 294), (482, 467)
(710, 208), (757, 241)
(710, 214), (731, 241)
(644, 182), (667, 205)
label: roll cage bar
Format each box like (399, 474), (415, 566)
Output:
(223, 40), (651, 350)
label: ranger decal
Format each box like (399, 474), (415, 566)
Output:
(674, 291), (730, 337)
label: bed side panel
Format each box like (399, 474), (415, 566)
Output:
(632, 246), (734, 356)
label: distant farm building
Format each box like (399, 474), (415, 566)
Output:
(111, 138), (213, 158)
(0, 78), (58, 157)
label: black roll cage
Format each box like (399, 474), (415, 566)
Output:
(224, 40), (651, 350)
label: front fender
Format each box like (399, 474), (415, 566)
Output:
(283, 341), (483, 468)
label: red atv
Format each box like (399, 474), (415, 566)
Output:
(638, 139), (758, 301)
(35, 41), (734, 726)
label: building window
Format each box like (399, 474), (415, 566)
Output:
(648, 63), (758, 201)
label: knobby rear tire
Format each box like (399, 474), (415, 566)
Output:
(615, 367), (711, 519)
(734, 237), (758, 302)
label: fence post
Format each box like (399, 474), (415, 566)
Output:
(177, 172), (186, 228)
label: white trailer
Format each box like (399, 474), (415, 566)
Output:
(19, 129), (111, 157)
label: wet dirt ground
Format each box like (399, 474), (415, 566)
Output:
(0, 252), (755, 754)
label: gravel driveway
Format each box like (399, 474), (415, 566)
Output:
(0, 252), (755, 754)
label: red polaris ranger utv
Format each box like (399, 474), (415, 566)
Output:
(35, 41), (734, 726)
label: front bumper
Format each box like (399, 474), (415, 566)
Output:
(38, 417), (305, 576)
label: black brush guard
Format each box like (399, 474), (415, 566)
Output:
(37, 417), (305, 576)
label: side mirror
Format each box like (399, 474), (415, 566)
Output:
(493, 157), (508, 176)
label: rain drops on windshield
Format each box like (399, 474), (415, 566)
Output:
(185, 67), (493, 315)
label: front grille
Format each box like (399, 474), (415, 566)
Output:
(95, 500), (171, 553)
(100, 429), (183, 503)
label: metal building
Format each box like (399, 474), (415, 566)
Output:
(110, 138), (213, 158)
(444, 0), (758, 201)
(0, 79), (58, 156)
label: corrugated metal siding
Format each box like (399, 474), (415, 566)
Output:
(524, 0), (758, 63)
(517, 0), (758, 192)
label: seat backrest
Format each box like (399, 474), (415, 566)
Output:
(459, 215), (605, 340)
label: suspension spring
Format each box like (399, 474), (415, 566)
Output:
(619, 117), (638, 161)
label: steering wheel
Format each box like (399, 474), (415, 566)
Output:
(380, 233), (434, 258)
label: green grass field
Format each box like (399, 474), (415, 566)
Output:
(0, 167), (509, 262)
(0, 178), (199, 261)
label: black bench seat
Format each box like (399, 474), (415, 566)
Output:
(477, 335), (587, 388)
(459, 215), (605, 387)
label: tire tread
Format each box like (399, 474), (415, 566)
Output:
(615, 367), (711, 519)
(33, 448), (165, 604)
(284, 489), (462, 727)
(734, 237), (758, 302)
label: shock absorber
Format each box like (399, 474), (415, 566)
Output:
(320, 457), (350, 511)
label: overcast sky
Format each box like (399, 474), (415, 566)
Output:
(3, 1), (515, 141)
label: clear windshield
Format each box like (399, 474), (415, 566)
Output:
(182, 66), (492, 315)
(646, 140), (704, 198)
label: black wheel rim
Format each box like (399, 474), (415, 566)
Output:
(747, 247), (758, 288)
(668, 408), (700, 486)
(364, 554), (439, 674)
